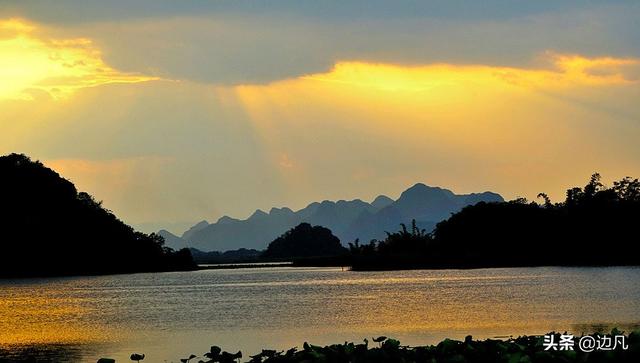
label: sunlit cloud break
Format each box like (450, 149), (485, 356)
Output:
(0, 18), (158, 101)
(300, 53), (640, 92)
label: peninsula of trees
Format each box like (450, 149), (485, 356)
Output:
(0, 153), (195, 278)
(349, 173), (640, 270)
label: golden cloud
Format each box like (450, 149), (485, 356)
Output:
(0, 18), (158, 100)
(299, 53), (639, 92)
(234, 53), (640, 134)
(232, 52), (639, 196)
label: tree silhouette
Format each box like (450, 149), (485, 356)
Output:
(0, 153), (196, 277)
(262, 223), (347, 259)
(351, 173), (640, 270)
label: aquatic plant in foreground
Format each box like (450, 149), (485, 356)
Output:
(109, 329), (639, 363)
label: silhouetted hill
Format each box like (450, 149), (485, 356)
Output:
(182, 184), (503, 251)
(350, 174), (640, 270)
(158, 229), (188, 250)
(262, 223), (348, 259)
(0, 153), (196, 277)
(371, 195), (394, 209)
(181, 220), (209, 240)
(187, 207), (300, 252)
(430, 174), (640, 267)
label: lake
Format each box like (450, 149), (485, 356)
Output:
(1, 266), (639, 362)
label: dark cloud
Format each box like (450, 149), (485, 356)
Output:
(2, 1), (639, 84)
(3, 0), (633, 24)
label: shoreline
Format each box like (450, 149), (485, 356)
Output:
(197, 262), (294, 270)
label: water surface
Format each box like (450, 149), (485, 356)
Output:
(1, 266), (639, 362)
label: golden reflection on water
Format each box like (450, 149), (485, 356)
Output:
(0, 281), (119, 346)
(1, 267), (639, 362)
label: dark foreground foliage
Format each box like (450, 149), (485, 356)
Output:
(351, 173), (640, 270)
(0, 153), (196, 277)
(69, 330), (637, 363)
(240, 332), (640, 363)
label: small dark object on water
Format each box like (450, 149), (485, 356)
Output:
(97, 359), (115, 363)
(130, 353), (145, 362)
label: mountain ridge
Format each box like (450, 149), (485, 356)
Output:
(161, 183), (504, 251)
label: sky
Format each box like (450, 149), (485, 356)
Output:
(1, 0), (639, 233)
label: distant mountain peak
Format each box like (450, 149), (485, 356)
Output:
(400, 183), (454, 199)
(371, 195), (394, 209)
(249, 209), (268, 219)
(181, 220), (210, 240)
(269, 207), (295, 217)
(406, 182), (447, 192)
(158, 229), (188, 250)
(216, 215), (238, 224)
